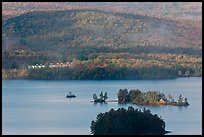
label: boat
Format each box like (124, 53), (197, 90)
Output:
(66, 91), (76, 98)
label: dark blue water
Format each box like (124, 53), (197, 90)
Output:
(2, 77), (202, 135)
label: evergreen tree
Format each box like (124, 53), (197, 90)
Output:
(178, 94), (183, 104)
(93, 94), (98, 101)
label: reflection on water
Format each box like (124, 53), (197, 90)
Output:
(2, 77), (202, 135)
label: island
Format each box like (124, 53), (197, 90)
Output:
(91, 106), (170, 135)
(117, 89), (189, 106)
(92, 92), (108, 103)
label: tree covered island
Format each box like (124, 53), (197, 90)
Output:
(118, 89), (189, 106)
(91, 107), (170, 135)
(92, 92), (108, 103)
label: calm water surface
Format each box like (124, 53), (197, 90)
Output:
(2, 77), (202, 135)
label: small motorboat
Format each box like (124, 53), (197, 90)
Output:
(66, 91), (76, 98)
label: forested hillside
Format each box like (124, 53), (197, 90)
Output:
(2, 9), (202, 79)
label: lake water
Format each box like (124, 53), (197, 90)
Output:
(2, 77), (202, 135)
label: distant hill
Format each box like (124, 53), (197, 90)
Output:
(2, 9), (202, 62)
(2, 2), (202, 22)
(2, 9), (202, 79)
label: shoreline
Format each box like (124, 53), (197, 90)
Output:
(2, 76), (202, 81)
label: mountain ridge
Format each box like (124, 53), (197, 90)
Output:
(2, 9), (202, 79)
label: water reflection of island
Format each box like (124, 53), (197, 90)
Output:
(117, 89), (189, 106)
